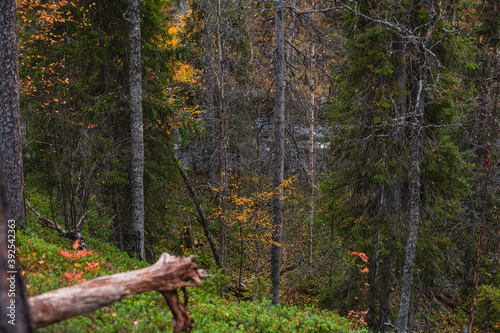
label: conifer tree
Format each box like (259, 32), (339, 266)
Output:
(0, 0), (26, 228)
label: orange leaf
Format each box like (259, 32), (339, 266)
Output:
(84, 261), (100, 270)
(72, 239), (80, 250)
(59, 249), (93, 259)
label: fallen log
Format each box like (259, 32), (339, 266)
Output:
(29, 253), (206, 332)
(26, 200), (88, 250)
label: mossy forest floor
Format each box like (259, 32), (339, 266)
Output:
(17, 218), (368, 332)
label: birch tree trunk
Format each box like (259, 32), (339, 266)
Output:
(128, 0), (145, 260)
(270, 0), (285, 305)
(0, 0), (26, 229)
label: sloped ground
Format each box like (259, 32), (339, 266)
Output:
(17, 220), (368, 332)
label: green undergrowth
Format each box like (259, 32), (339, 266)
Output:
(17, 222), (368, 332)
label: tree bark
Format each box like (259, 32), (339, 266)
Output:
(307, 43), (316, 268)
(0, 168), (34, 332)
(28, 253), (206, 332)
(0, 0), (26, 229)
(128, 0), (145, 260)
(397, 73), (425, 333)
(397, 2), (437, 330)
(270, 0), (285, 305)
(216, 0), (227, 269)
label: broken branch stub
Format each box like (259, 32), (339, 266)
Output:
(28, 253), (206, 332)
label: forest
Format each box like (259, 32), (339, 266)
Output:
(0, 0), (499, 332)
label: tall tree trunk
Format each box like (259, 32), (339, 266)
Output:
(0, 2), (32, 318)
(307, 43), (316, 268)
(270, 0), (285, 305)
(217, 0), (227, 269)
(0, 168), (34, 332)
(468, 2), (499, 329)
(128, 0), (145, 260)
(0, 0), (26, 229)
(201, 0), (218, 183)
(397, 74), (424, 333)
(397, 2), (436, 330)
(469, 45), (499, 333)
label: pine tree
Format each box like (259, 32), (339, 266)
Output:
(0, 0), (26, 228)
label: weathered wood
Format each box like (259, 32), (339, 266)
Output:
(26, 200), (88, 250)
(177, 164), (222, 268)
(28, 253), (206, 332)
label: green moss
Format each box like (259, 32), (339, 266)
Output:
(18, 223), (366, 332)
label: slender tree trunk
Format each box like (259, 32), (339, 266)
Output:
(397, 72), (425, 333)
(270, 0), (285, 305)
(216, 0), (227, 269)
(307, 43), (316, 268)
(128, 0), (145, 260)
(201, 0), (218, 183)
(398, 2), (437, 330)
(0, 0), (26, 229)
(469, 55), (499, 333)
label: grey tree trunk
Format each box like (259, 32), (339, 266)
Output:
(397, 109), (422, 332)
(128, 0), (145, 260)
(0, 0), (26, 229)
(201, 0), (218, 183)
(397, 2), (437, 330)
(307, 43), (316, 268)
(217, 0), (227, 269)
(270, 0), (285, 305)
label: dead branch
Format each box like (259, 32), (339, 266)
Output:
(177, 164), (222, 269)
(26, 200), (88, 250)
(75, 210), (89, 231)
(28, 253), (206, 332)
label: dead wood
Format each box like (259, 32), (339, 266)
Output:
(28, 253), (206, 332)
(25, 200), (88, 250)
(177, 164), (222, 268)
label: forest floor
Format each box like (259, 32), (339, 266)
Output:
(17, 216), (368, 332)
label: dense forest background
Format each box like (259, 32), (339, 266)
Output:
(9, 0), (500, 331)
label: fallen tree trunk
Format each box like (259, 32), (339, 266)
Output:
(26, 200), (88, 250)
(29, 253), (206, 332)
